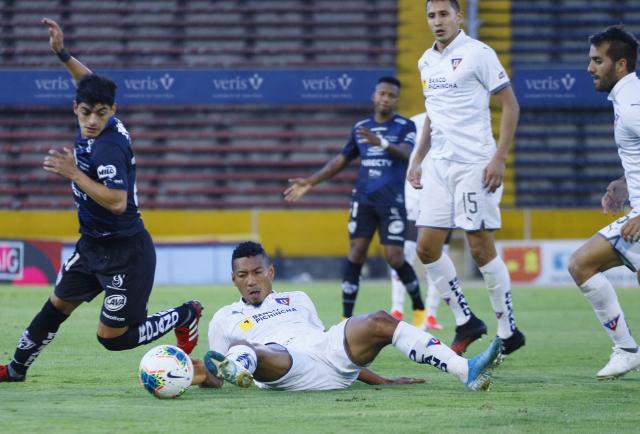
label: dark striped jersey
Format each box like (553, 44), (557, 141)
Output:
(341, 114), (416, 206)
(73, 116), (144, 238)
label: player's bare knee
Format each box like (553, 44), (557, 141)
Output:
(468, 243), (496, 267)
(386, 253), (404, 269)
(366, 310), (397, 339)
(568, 250), (592, 285)
(416, 242), (439, 264)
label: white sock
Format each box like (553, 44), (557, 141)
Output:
(226, 345), (257, 374)
(390, 268), (406, 313)
(425, 245), (446, 317)
(478, 256), (516, 339)
(424, 253), (471, 325)
(580, 273), (638, 349)
(392, 320), (468, 383)
(390, 240), (418, 313)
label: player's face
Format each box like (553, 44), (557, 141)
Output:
(372, 82), (399, 117)
(588, 43), (619, 92)
(232, 255), (275, 305)
(73, 102), (116, 138)
(426, 1), (463, 49)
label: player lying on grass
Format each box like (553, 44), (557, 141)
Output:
(196, 241), (502, 391)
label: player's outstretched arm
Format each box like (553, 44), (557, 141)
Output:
(484, 85), (520, 193)
(283, 154), (349, 202)
(357, 367), (425, 385)
(601, 176), (628, 215)
(42, 17), (92, 82)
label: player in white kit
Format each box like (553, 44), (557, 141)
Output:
(389, 112), (444, 331)
(568, 26), (640, 379)
(202, 241), (502, 391)
(407, 0), (525, 356)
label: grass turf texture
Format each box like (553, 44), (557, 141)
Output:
(1, 281), (639, 433)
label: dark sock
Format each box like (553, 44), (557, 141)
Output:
(98, 304), (191, 351)
(394, 261), (425, 311)
(341, 260), (363, 318)
(10, 299), (69, 376)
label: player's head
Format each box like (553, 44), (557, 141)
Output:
(588, 25), (639, 92)
(73, 74), (117, 138)
(426, 0), (463, 48)
(231, 241), (274, 306)
(372, 76), (400, 117)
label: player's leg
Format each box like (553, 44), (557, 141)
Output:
(1, 242), (98, 382)
(417, 226), (484, 354)
(415, 159), (483, 352)
(466, 229), (524, 356)
(380, 207), (425, 326)
(204, 342), (291, 388)
(425, 234), (450, 331)
(569, 231), (640, 378)
(343, 311), (501, 391)
(342, 202), (375, 318)
(93, 230), (202, 354)
(389, 262), (406, 320)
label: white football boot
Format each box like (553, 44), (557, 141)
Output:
(596, 347), (640, 380)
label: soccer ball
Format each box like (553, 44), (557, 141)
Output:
(139, 344), (194, 399)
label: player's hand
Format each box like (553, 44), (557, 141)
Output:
(483, 157), (505, 193)
(43, 147), (79, 180)
(601, 178), (628, 215)
(407, 164), (423, 189)
(356, 127), (381, 146)
(385, 377), (426, 385)
(41, 17), (65, 54)
(620, 215), (640, 243)
(284, 178), (312, 202)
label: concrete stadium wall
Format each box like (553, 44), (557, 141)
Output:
(0, 209), (619, 257)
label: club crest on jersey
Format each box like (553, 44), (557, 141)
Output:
(239, 318), (254, 332)
(275, 297), (290, 305)
(451, 58), (463, 71)
(603, 314), (620, 331)
(427, 337), (441, 347)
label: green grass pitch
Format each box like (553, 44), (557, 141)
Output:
(1, 281), (639, 433)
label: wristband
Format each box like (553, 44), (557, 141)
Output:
(379, 137), (390, 150)
(56, 48), (71, 62)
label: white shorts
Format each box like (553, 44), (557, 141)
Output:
(255, 320), (362, 391)
(416, 158), (503, 231)
(598, 209), (640, 271)
(405, 181), (421, 222)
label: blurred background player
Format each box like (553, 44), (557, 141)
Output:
(285, 77), (426, 325)
(389, 111), (444, 331)
(0, 18), (202, 382)
(407, 0), (525, 356)
(202, 241), (502, 392)
(568, 25), (640, 379)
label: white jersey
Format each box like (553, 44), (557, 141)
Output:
(208, 290), (326, 355)
(418, 30), (510, 163)
(608, 72), (640, 209)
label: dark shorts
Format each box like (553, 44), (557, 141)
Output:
(55, 229), (156, 327)
(347, 201), (406, 245)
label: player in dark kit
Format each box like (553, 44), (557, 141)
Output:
(0, 18), (202, 382)
(284, 77), (426, 325)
